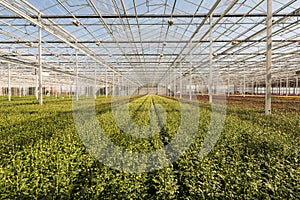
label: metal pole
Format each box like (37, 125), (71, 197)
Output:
(8, 63), (11, 101)
(209, 14), (213, 103)
(168, 69), (171, 96)
(254, 79), (257, 95)
(279, 78), (281, 95)
(18, 73), (21, 97)
(271, 80), (273, 94)
(227, 75), (230, 96)
(293, 78), (296, 95)
(127, 79), (129, 96)
(173, 68), (176, 97)
(75, 50), (79, 101)
(265, 0), (272, 115)
(296, 77), (299, 95)
(112, 72), (115, 97)
(69, 85), (72, 98)
(165, 81), (168, 96)
(180, 62), (182, 99)
(243, 66), (246, 97)
(121, 76), (124, 96)
(38, 14), (43, 105)
(216, 74), (219, 95)
(251, 79), (254, 96)
(278, 79), (280, 95)
(55, 73), (58, 98)
(286, 75), (289, 96)
(94, 65), (97, 99)
(189, 73), (192, 100)
(35, 69), (38, 99)
(105, 67), (108, 98)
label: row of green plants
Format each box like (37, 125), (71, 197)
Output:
(0, 95), (299, 199)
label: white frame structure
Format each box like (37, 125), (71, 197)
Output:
(0, 0), (299, 113)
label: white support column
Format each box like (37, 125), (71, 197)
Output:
(69, 85), (72, 98)
(189, 72), (192, 100)
(75, 50), (79, 101)
(243, 66), (246, 97)
(227, 74), (230, 96)
(126, 79), (129, 96)
(255, 79), (258, 95)
(94, 65), (97, 99)
(251, 79), (254, 96)
(173, 68), (176, 97)
(179, 62), (182, 99)
(35, 69), (38, 100)
(147, 81), (149, 94)
(271, 80), (273, 94)
(265, 0), (272, 115)
(209, 14), (213, 103)
(293, 78), (296, 95)
(88, 84), (90, 96)
(278, 79), (280, 95)
(286, 75), (289, 96)
(276, 81), (279, 95)
(8, 63), (11, 101)
(279, 78), (281, 95)
(166, 80), (168, 96)
(55, 73), (58, 98)
(125, 78), (127, 96)
(216, 74), (219, 95)
(105, 67), (108, 98)
(112, 72), (115, 97)
(18, 73), (21, 98)
(168, 69), (171, 96)
(38, 15), (43, 105)
(296, 77), (299, 95)
(121, 76), (124, 96)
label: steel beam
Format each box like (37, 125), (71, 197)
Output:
(0, 39), (298, 44)
(0, 13), (299, 19)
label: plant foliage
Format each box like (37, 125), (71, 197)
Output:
(0, 95), (299, 199)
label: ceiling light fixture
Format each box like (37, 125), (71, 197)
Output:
(29, 22), (36, 27)
(168, 19), (174, 26)
(26, 42), (34, 47)
(231, 40), (239, 45)
(72, 19), (81, 26)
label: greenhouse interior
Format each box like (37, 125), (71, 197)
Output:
(0, 0), (299, 199)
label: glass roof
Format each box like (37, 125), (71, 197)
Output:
(0, 0), (299, 88)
